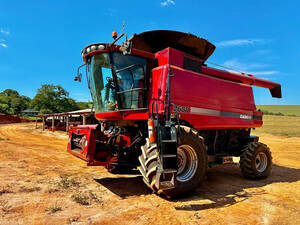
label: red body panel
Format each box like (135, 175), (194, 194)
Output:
(67, 125), (109, 166)
(85, 46), (275, 129)
(94, 110), (148, 121)
(150, 48), (263, 129)
(91, 47), (269, 129)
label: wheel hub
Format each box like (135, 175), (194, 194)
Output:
(255, 152), (268, 172)
(177, 145), (198, 182)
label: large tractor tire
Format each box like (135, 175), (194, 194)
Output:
(138, 126), (207, 196)
(240, 142), (272, 179)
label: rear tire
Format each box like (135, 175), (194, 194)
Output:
(240, 142), (272, 179)
(138, 126), (207, 196)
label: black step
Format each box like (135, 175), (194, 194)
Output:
(162, 169), (177, 173)
(161, 140), (176, 143)
(163, 154), (177, 158)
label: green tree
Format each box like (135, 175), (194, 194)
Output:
(2, 89), (19, 97)
(31, 84), (79, 114)
(76, 101), (91, 110)
(0, 89), (30, 114)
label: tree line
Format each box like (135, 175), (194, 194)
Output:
(0, 84), (90, 115)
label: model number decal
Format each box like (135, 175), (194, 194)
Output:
(173, 105), (190, 113)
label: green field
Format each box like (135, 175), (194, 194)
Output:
(257, 105), (300, 117)
(253, 115), (300, 137)
(253, 106), (300, 137)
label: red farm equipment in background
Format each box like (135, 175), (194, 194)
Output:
(67, 30), (281, 196)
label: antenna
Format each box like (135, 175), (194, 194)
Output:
(121, 21), (125, 32)
(121, 21), (127, 40)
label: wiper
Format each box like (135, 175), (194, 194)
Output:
(115, 64), (142, 73)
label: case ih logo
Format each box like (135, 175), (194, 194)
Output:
(174, 105), (190, 113)
(240, 114), (252, 120)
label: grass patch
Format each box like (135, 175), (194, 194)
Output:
(257, 105), (300, 117)
(59, 177), (79, 189)
(71, 193), (89, 205)
(46, 204), (62, 213)
(20, 116), (38, 121)
(88, 191), (103, 205)
(253, 115), (300, 137)
(0, 137), (9, 141)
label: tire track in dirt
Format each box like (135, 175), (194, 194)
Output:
(0, 123), (299, 225)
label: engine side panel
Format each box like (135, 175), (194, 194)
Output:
(152, 48), (263, 130)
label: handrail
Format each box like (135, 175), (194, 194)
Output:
(117, 87), (146, 94)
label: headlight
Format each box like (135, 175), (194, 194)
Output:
(91, 45), (97, 51)
(86, 47), (91, 53)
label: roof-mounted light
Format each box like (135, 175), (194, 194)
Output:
(98, 44), (105, 50)
(91, 45), (97, 51)
(112, 31), (118, 39)
(82, 44), (106, 59)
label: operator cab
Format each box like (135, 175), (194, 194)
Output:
(76, 30), (216, 121)
(79, 42), (154, 120)
(88, 52), (147, 112)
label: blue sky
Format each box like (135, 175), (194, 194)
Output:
(0, 0), (299, 104)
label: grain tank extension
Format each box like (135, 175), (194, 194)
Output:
(68, 30), (281, 196)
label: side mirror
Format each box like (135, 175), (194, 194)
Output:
(75, 63), (86, 82)
(74, 73), (82, 82)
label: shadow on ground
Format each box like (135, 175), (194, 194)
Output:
(95, 176), (152, 198)
(94, 164), (300, 210)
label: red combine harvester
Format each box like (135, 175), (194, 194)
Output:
(68, 30), (281, 196)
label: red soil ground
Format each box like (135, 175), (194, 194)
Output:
(0, 123), (299, 225)
(0, 114), (29, 124)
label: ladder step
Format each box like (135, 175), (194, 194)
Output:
(163, 154), (177, 158)
(159, 181), (175, 189)
(161, 140), (176, 143)
(163, 169), (177, 173)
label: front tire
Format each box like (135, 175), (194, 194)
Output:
(138, 126), (207, 196)
(240, 142), (272, 179)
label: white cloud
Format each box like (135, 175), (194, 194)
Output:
(221, 59), (278, 76)
(216, 39), (265, 47)
(249, 71), (279, 76)
(0, 39), (7, 48)
(223, 59), (270, 71)
(0, 43), (7, 48)
(161, 0), (175, 7)
(0, 28), (10, 35)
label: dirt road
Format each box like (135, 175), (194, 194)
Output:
(0, 123), (299, 225)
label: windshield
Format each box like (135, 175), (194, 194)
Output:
(88, 52), (147, 113)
